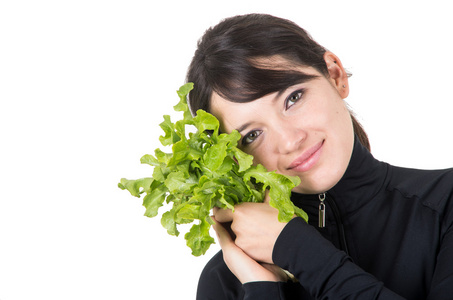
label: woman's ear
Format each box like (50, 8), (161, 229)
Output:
(324, 52), (349, 98)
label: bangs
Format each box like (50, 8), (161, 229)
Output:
(209, 57), (319, 103)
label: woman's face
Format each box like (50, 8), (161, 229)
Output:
(210, 55), (354, 194)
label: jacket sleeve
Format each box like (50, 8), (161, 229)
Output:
(196, 251), (244, 300)
(427, 193), (453, 300)
(272, 218), (405, 299)
(196, 250), (312, 299)
(242, 282), (286, 299)
(242, 281), (312, 300)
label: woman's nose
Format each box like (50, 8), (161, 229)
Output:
(274, 121), (306, 154)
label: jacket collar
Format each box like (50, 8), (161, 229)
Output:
(292, 135), (389, 216)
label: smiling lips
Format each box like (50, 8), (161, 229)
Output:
(288, 140), (324, 172)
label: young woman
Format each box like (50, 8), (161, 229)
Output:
(186, 13), (453, 299)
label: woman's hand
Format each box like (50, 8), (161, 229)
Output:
(213, 197), (289, 264)
(212, 216), (288, 284)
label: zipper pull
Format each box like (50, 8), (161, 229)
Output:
(318, 193), (326, 228)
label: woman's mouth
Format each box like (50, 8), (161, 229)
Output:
(288, 140), (324, 172)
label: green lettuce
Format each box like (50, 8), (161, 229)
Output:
(119, 83), (308, 256)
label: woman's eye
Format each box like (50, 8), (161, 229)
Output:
(285, 89), (304, 109)
(242, 130), (262, 146)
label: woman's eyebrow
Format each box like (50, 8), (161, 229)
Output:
(235, 122), (252, 134)
(272, 85), (299, 104)
(232, 81), (310, 134)
(274, 82), (305, 101)
(274, 89), (287, 100)
(234, 90), (289, 134)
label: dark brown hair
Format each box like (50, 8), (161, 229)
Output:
(186, 13), (370, 150)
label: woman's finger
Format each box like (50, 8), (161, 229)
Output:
(213, 207), (235, 223)
(212, 216), (287, 284)
(212, 216), (233, 247)
(263, 190), (271, 204)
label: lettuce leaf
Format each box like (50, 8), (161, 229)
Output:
(119, 83), (308, 256)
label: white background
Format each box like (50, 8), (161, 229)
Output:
(1, 1), (452, 299)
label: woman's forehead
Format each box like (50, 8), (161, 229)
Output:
(210, 92), (258, 131)
(210, 88), (286, 134)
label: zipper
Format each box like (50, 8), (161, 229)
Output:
(318, 193), (326, 228)
(318, 192), (350, 255)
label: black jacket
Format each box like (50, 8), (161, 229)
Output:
(196, 137), (453, 299)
